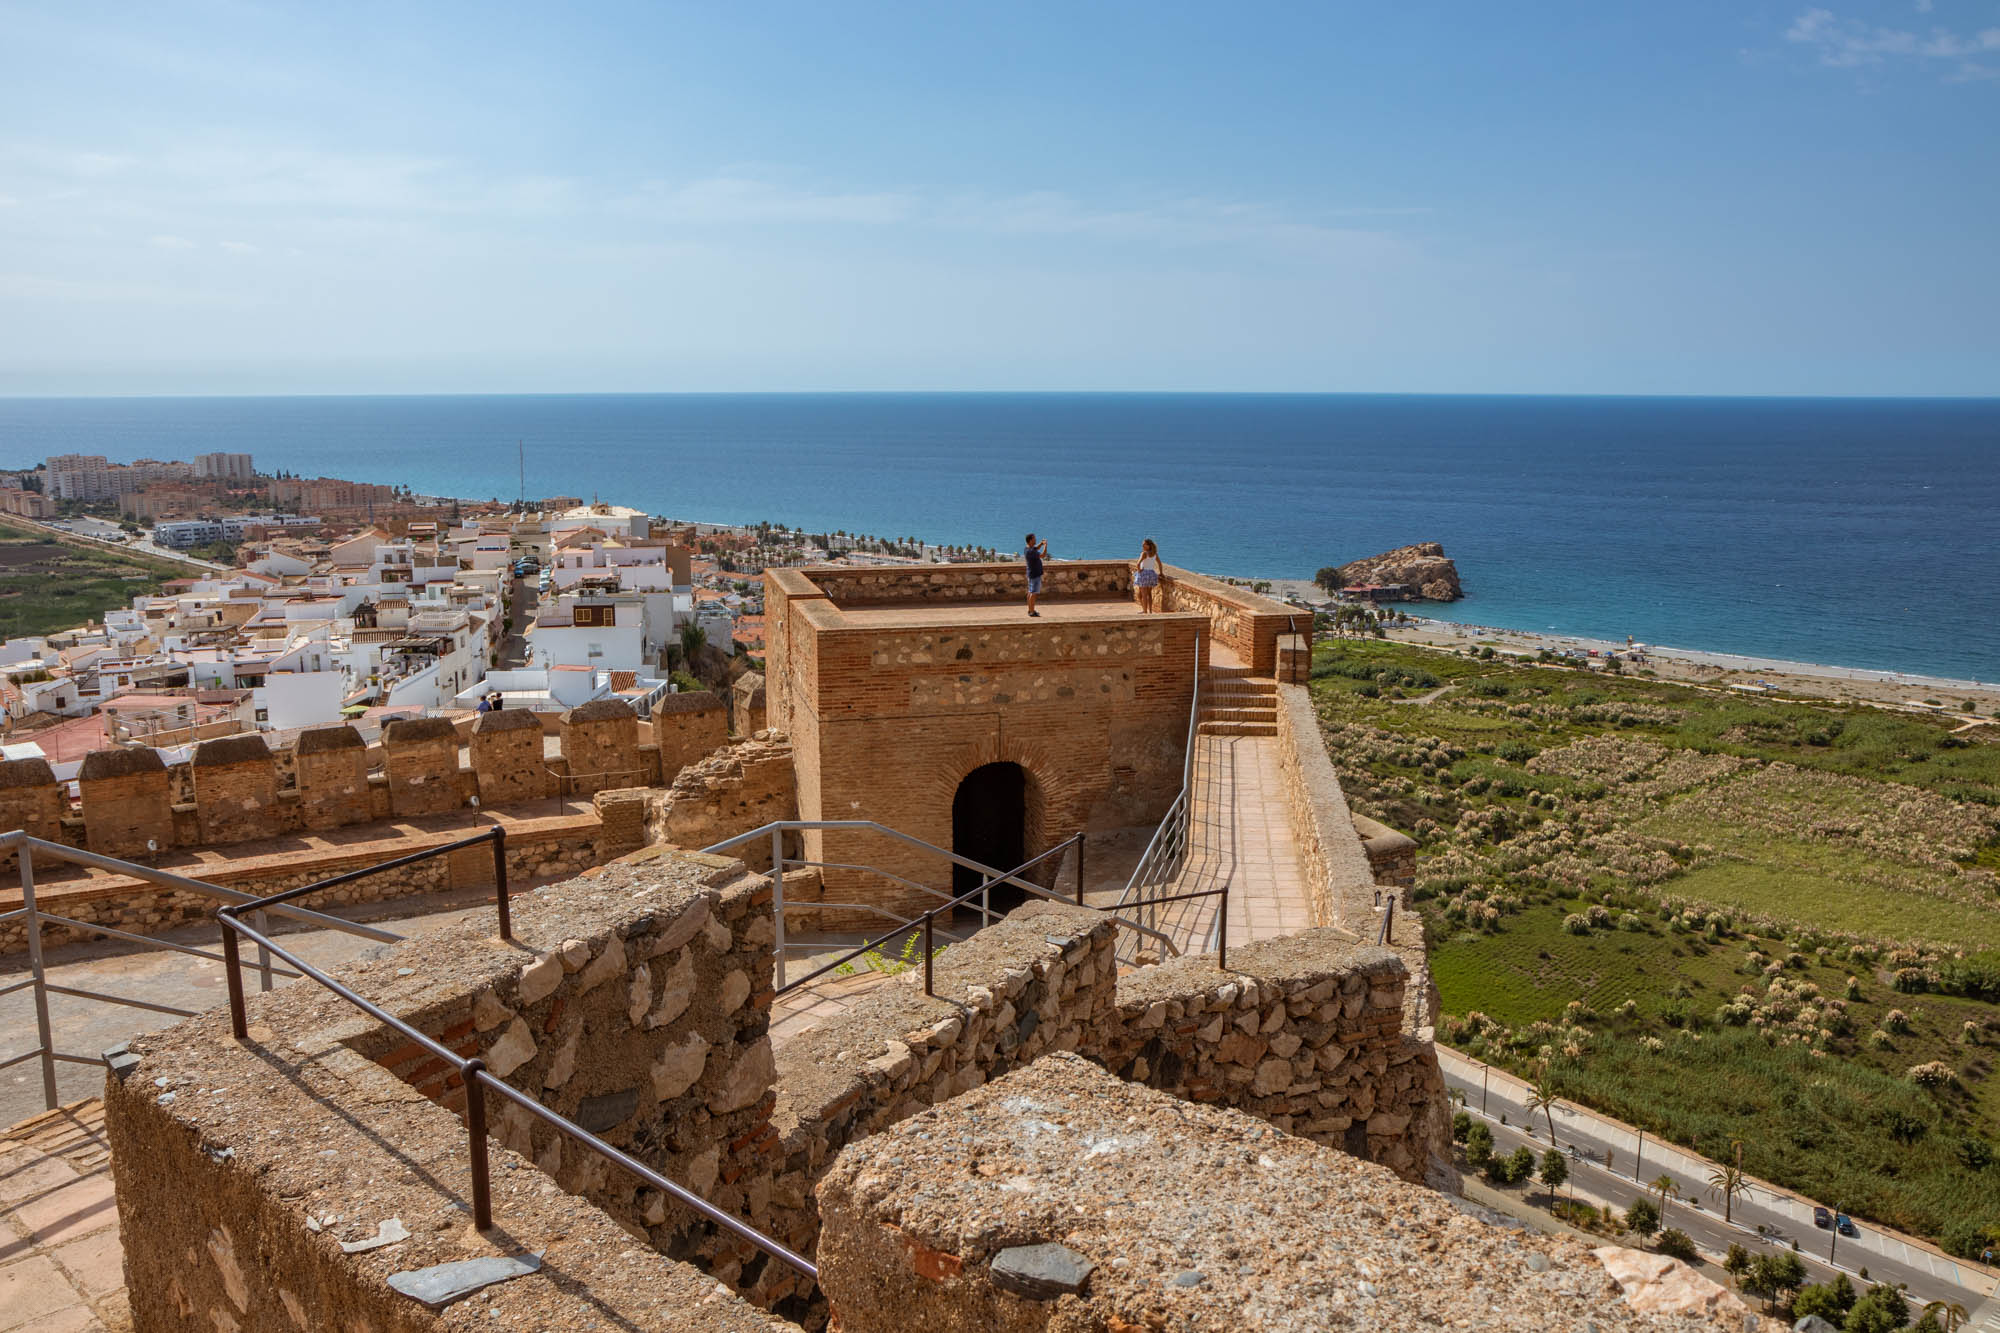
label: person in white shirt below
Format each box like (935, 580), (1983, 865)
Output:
(1134, 538), (1163, 613)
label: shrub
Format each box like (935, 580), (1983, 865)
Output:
(1790, 1274), (1855, 1320)
(1464, 1121), (1493, 1167)
(1563, 913), (1591, 935)
(1906, 1061), (1957, 1090)
(1451, 1111), (1472, 1142)
(1655, 1228), (1698, 1262)
(1842, 1284), (1910, 1333)
(1618, 912), (1645, 932)
(1624, 1197), (1660, 1239)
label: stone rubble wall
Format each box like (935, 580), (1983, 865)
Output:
(1099, 930), (1442, 1182)
(729, 901), (1119, 1314)
(649, 734), (799, 870)
(104, 851), (798, 1333)
(814, 1053), (1743, 1333)
(1273, 679), (1455, 1190)
(104, 851), (1499, 1333)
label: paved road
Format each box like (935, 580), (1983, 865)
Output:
(1441, 1048), (1993, 1312)
(498, 572), (537, 669)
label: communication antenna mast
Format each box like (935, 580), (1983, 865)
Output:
(518, 440), (525, 510)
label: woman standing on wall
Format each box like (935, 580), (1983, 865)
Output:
(1134, 538), (1163, 613)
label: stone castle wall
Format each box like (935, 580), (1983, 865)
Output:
(1273, 679), (1453, 1186)
(108, 855), (1463, 1332)
(0, 696), (753, 955)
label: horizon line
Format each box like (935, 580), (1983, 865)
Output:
(4, 388), (1999, 404)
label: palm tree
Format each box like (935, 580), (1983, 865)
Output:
(1924, 1300), (1970, 1333)
(1525, 1067), (1561, 1149)
(1650, 1173), (1682, 1227)
(1707, 1163), (1748, 1226)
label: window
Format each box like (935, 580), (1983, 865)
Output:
(254, 708), (269, 722)
(587, 642), (603, 659)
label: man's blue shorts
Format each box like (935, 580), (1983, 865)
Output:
(1027, 576), (1043, 595)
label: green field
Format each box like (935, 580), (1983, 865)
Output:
(1313, 639), (2000, 1253)
(0, 518), (183, 640)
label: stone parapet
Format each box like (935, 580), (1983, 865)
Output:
(381, 716), (461, 817)
(739, 901), (1118, 1309)
(1352, 811), (1418, 887)
(1156, 563), (1303, 677)
(469, 707), (551, 804)
(77, 747), (174, 858)
(561, 698), (645, 796)
(653, 689), (730, 780)
(0, 807), (615, 954)
(0, 756), (64, 869)
(189, 734), (278, 846)
(292, 724), (370, 830)
(814, 1053), (1730, 1333)
(651, 735), (798, 871)
(105, 851), (794, 1333)
(1102, 931), (1440, 1181)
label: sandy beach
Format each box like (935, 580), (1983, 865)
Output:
(1261, 578), (2000, 719)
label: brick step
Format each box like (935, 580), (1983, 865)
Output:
(1197, 721), (1279, 737)
(1204, 682), (1278, 700)
(1198, 706), (1278, 724)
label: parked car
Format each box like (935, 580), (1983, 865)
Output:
(1813, 1207), (1832, 1229)
(1836, 1214), (1858, 1238)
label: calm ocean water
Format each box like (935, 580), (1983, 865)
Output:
(1, 393), (1995, 682)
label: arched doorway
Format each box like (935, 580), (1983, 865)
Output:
(953, 762), (1027, 911)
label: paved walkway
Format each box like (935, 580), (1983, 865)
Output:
(0, 1100), (125, 1332)
(1087, 733), (1319, 958)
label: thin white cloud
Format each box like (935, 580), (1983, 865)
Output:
(629, 176), (915, 225)
(218, 239), (257, 253)
(147, 234), (194, 249)
(1787, 7), (2000, 79)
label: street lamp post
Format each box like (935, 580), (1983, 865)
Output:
(1829, 1202), (1843, 1265)
(1482, 1064), (1491, 1115)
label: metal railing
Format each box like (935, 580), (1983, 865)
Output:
(212, 831), (817, 1281)
(1113, 634), (1234, 963)
(1375, 889), (1398, 945)
(770, 834), (1086, 999)
(0, 830), (418, 1113)
(702, 818), (1189, 988)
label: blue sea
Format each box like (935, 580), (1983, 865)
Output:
(1, 393), (1995, 682)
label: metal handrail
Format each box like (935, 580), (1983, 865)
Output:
(772, 834), (1085, 998)
(0, 825), (476, 1113)
(706, 819), (1188, 986)
(214, 854), (817, 1281)
(1376, 891), (1397, 945)
(1117, 635), (1205, 909)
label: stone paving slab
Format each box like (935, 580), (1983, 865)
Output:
(0, 1100), (125, 1332)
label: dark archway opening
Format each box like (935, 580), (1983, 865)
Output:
(953, 762), (1028, 913)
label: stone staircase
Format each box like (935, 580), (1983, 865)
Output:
(1197, 666), (1279, 736)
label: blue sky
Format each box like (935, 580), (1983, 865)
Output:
(1, 1), (1996, 396)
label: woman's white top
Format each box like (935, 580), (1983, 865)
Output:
(1138, 554), (1162, 574)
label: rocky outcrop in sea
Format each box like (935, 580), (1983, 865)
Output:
(1334, 542), (1463, 601)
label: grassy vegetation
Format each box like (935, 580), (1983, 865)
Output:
(1313, 639), (2000, 1254)
(0, 517), (183, 640)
